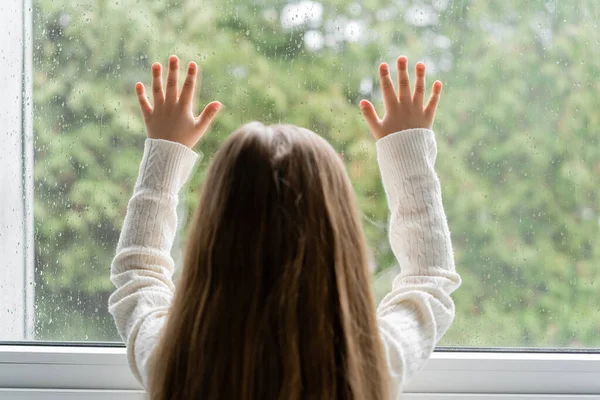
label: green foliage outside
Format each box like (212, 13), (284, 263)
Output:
(32, 0), (600, 347)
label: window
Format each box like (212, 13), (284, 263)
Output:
(2, 0), (600, 396)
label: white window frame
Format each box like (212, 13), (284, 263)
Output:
(1, 0), (599, 398)
(0, 0), (35, 341)
(0, 346), (599, 398)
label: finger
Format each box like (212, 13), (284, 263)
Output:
(413, 62), (426, 106)
(135, 82), (153, 120)
(359, 99), (381, 138)
(179, 62), (198, 107)
(379, 63), (398, 111)
(195, 101), (223, 134)
(165, 55), (179, 102)
(424, 80), (443, 121)
(151, 63), (164, 105)
(396, 56), (411, 103)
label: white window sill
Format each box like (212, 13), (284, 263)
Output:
(0, 391), (597, 400)
(0, 345), (599, 398)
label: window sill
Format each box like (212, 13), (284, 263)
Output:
(0, 391), (597, 400)
(0, 345), (599, 397)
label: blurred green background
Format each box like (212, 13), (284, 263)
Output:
(31, 0), (600, 347)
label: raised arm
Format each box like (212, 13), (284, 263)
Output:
(108, 55), (222, 386)
(360, 56), (461, 392)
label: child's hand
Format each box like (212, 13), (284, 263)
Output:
(135, 55), (222, 149)
(360, 56), (442, 140)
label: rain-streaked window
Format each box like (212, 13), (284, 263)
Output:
(1, 0), (599, 348)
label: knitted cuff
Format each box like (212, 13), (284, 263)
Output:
(135, 138), (201, 194)
(376, 128), (437, 184)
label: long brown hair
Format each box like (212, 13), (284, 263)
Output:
(149, 122), (390, 399)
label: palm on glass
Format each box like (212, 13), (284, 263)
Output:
(135, 55), (222, 149)
(360, 56), (442, 140)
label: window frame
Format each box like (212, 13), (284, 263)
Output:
(0, 344), (599, 397)
(2, 0), (600, 397)
(0, 0), (35, 341)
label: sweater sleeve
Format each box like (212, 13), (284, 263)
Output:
(108, 138), (199, 387)
(375, 128), (461, 393)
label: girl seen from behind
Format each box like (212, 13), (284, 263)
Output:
(108, 54), (461, 399)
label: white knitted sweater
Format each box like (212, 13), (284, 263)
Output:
(108, 128), (461, 397)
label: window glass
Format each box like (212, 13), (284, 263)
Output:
(14, 0), (600, 345)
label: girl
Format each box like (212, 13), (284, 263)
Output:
(109, 55), (461, 399)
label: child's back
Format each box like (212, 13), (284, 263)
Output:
(109, 55), (461, 399)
